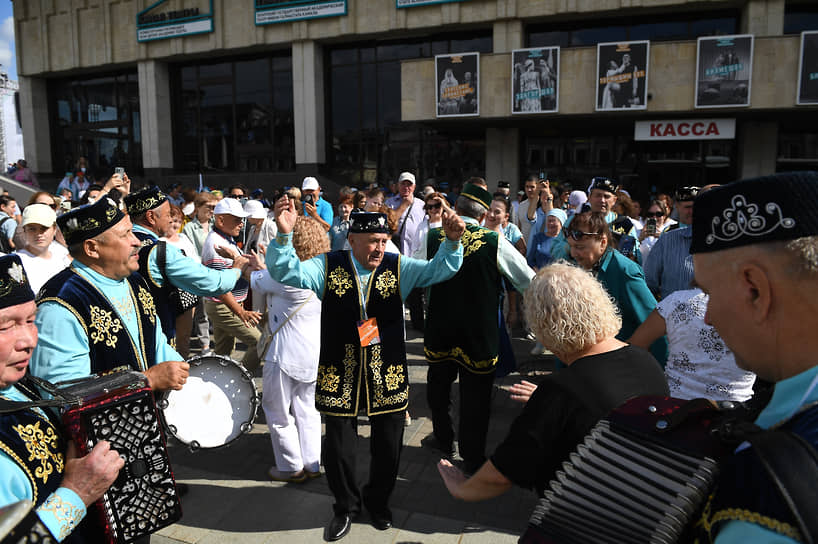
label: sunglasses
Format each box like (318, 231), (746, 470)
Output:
(568, 229), (600, 241)
(645, 211), (664, 218)
(425, 203), (442, 211)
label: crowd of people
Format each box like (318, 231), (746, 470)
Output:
(1, 166), (817, 543)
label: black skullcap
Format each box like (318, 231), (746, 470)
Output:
(0, 254), (35, 308)
(57, 196), (126, 246)
(589, 177), (619, 194)
(349, 212), (390, 234)
(124, 186), (168, 217)
(691, 171), (818, 254)
(497, 181), (510, 189)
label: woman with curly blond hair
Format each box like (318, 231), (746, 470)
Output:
(438, 263), (667, 501)
(251, 216), (330, 482)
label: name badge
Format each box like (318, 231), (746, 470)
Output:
(357, 317), (381, 347)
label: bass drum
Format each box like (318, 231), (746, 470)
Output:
(159, 354), (260, 451)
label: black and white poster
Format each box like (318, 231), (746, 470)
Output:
(595, 41), (649, 111)
(511, 47), (559, 114)
(797, 31), (818, 105)
(695, 34), (753, 108)
(435, 53), (479, 118)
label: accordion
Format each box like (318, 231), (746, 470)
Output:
(522, 396), (742, 544)
(58, 370), (182, 544)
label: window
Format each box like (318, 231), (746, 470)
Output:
(784, 3), (818, 35)
(527, 11), (738, 48)
(172, 53), (294, 174)
(50, 73), (141, 178)
(327, 32), (492, 186)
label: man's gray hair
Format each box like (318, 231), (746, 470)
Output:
(455, 195), (487, 220)
(762, 236), (818, 276)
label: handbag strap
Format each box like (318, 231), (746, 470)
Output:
(267, 292), (314, 340)
(746, 429), (818, 544)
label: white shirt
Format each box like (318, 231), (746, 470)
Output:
(658, 289), (756, 401)
(251, 271), (321, 382)
(161, 233), (199, 263)
(15, 247), (71, 294)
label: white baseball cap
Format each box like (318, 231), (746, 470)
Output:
(243, 199), (268, 219)
(302, 177), (319, 191)
(182, 201), (195, 217)
(22, 203), (57, 227)
(213, 198), (249, 218)
(398, 172), (416, 184)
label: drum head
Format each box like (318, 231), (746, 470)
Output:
(161, 354), (259, 450)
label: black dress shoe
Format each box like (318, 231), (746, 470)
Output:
(369, 510), (392, 531)
(420, 434), (455, 459)
(326, 514), (352, 541)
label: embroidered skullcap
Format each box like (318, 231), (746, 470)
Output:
(690, 171), (818, 254)
(460, 183), (492, 210)
(349, 211), (390, 234)
(0, 254), (35, 308)
(123, 186), (168, 217)
(588, 177), (619, 194)
(57, 195), (125, 246)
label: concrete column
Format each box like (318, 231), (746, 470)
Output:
(741, 0), (785, 36)
(292, 40), (325, 172)
(737, 121), (778, 179)
(138, 60), (174, 177)
(485, 127), (519, 191)
(18, 76), (52, 174)
(492, 19), (524, 53)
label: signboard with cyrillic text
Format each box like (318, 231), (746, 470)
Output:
(634, 119), (736, 141)
(137, 0), (214, 42)
(255, 0), (347, 25)
(397, 0), (465, 7)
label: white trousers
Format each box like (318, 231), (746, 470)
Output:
(262, 364), (321, 473)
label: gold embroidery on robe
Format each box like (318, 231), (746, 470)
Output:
(316, 344), (357, 410)
(327, 266), (354, 297)
(39, 494), (84, 540)
(89, 306), (124, 347)
(461, 229), (487, 258)
(374, 270), (398, 299)
(137, 286), (157, 325)
(369, 345), (408, 408)
(384, 364), (405, 391)
(12, 421), (64, 485)
(318, 365), (341, 393)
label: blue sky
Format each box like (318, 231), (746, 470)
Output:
(0, 2), (14, 80)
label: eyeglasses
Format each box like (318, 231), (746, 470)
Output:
(568, 229), (600, 241)
(645, 211), (664, 218)
(424, 203), (442, 211)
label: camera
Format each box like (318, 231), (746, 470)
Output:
(115, 166), (125, 176)
(645, 217), (657, 235)
(302, 194), (315, 206)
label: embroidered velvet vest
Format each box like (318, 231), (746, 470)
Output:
(692, 404), (818, 542)
(316, 251), (408, 417)
(424, 224), (501, 374)
(37, 268), (159, 373)
(134, 231), (176, 341)
(0, 379), (65, 508)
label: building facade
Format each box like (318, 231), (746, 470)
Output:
(12, 0), (818, 198)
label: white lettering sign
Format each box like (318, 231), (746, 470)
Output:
(634, 119), (735, 141)
(256, 1), (346, 24)
(137, 18), (212, 42)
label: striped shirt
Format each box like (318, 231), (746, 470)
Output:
(643, 226), (694, 299)
(201, 228), (249, 302)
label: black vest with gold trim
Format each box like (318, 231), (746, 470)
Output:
(0, 378), (65, 508)
(316, 251), (408, 417)
(37, 267), (159, 373)
(424, 223), (501, 374)
(134, 230), (176, 341)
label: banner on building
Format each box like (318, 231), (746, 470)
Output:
(397, 0), (466, 7)
(634, 119), (736, 141)
(797, 31), (818, 105)
(595, 41), (649, 112)
(511, 47), (559, 114)
(435, 52), (479, 118)
(255, 0), (347, 25)
(695, 34), (754, 109)
(137, 0), (214, 42)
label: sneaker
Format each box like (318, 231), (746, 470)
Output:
(268, 467), (307, 483)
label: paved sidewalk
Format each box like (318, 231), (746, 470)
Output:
(153, 327), (555, 543)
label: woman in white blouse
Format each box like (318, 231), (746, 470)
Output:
(15, 204), (70, 294)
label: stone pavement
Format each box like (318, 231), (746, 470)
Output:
(153, 327), (555, 543)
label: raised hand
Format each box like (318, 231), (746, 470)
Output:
(274, 195), (298, 235)
(440, 199), (465, 241)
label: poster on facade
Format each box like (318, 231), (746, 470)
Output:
(695, 34), (753, 108)
(255, 0), (347, 25)
(797, 31), (818, 105)
(436, 53), (479, 118)
(595, 41), (649, 111)
(511, 47), (559, 114)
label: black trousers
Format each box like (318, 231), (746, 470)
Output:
(323, 411), (405, 516)
(426, 361), (496, 473)
(406, 287), (424, 331)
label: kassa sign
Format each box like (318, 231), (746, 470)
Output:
(634, 119), (735, 141)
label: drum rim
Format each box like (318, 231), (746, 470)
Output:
(159, 354), (260, 452)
